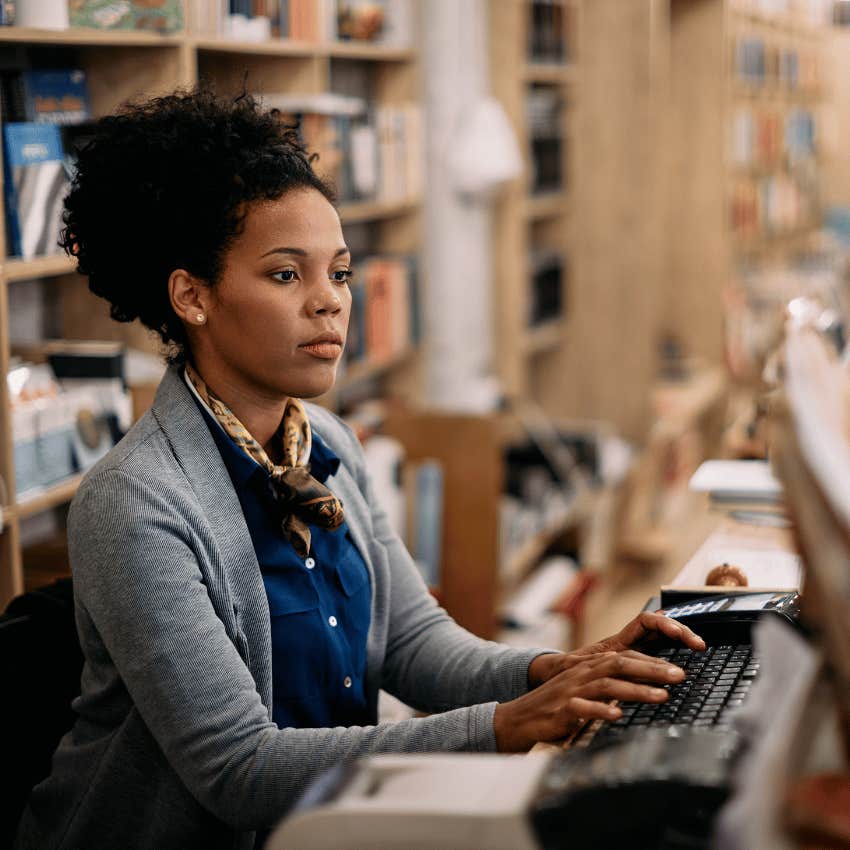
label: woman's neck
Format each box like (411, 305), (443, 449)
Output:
(190, 360), (289, 456)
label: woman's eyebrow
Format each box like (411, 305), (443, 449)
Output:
(260, 246), (350, 258)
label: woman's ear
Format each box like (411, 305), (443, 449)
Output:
(169, 269), (209, 327)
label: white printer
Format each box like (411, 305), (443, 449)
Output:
(267, 728), (738, 850)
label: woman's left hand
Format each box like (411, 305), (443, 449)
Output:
(528, 611), (706, 688)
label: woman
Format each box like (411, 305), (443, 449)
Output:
(15, 90), (702, 850)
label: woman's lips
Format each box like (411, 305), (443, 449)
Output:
(299, 342), (343, 359)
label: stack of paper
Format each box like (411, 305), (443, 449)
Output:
(689, 460), (783, 503)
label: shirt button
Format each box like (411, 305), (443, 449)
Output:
(328, 615), (338, 628)
(343, 676), (352, 688)
(305, 558), (316, 570)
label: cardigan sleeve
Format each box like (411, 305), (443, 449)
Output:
(68, 467), (521, 832)
(334, 419), (554, 718)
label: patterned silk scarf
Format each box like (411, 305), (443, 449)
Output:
(185, 364), (344, 557)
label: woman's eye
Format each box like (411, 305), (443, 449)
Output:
(272, 270), (297, 283)
(332, 269), (353, 283)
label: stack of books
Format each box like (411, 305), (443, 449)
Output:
(345, 255), (419, 370)
(189, 0), (412, 45)
(261, 93), (422, 205)
(1, 69), (93, 260)
(526, 85), (564, 195)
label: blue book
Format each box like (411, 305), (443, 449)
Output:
(413, 461), (443, 588)
(21, 69), (91, 125)
(345, 276), (367, 363)
(3, 123), (68, 259)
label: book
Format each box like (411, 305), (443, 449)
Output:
(528, 0), (567, 64)
(260, 93), (376, 202)
(289, 0), (319, 40)
(3, 123), (68, 259)
(526, 85), (564, 194)
(409, 460), (444, 588)
(528, 249), (565, 327)
(21, 70), (91, 126)
(344, 255), (417, 370)
(69, 0), (183, 32)
(345, 278), (367, 363)
(363, 257), (394, 364)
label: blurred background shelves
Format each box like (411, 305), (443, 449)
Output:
(0, 0), (425, 606)
(0, 0), (846, 665)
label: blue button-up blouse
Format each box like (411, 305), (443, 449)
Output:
(190, 390), (372, 730)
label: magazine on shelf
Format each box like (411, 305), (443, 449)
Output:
(3, 123), (68, 259)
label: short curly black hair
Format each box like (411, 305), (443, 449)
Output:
(61, 88), (335, 362)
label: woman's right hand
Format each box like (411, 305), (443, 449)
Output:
(493, 649), (686, 752)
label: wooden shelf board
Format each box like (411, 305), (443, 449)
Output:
(523, 192), (569, 220)
(731, 81), (826, 103)
(192, 36), (321, 57)
(339, 198), (419, 223)
(192, 37), (414, 61)
(522, 320), (566, 356)
(728, 8), (827, 38)
(4, 255), (77, 282)
(15, 474), (84, 520)
(0, 27), (183, 46)
(732, 220), (820, 249)
(728, 160), (816, 178)
(326, 41), (414, 61)
(522, 63), (578, 84)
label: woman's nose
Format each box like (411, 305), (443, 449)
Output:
(307, 281), (342, 315)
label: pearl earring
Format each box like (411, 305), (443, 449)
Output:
(196, 313), (206, 324)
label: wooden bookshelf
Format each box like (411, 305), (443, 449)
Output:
(489, 0), (576, 404)
(384, 410), (597, 640)
(665, 0), (832, 365)
(0, 9), (424, 607)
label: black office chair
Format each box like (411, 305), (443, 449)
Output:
(0, 578), (83, 849)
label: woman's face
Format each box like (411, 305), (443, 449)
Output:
(201, 188), (352, 400)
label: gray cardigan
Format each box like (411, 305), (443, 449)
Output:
(15, 367), (543, 850)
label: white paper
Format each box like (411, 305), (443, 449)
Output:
(689, 460), (783, 502)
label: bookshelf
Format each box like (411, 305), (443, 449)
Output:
(489, 0), (576, 405)
(383, 410), (598, 640)
(0, 3), (424, 607)
(489, 0), (677, 446)
(666, 0), (833, 364)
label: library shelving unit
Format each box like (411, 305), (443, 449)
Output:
(489, 0), (677, 446)
(0, 11), (424, 607)
(666, 0), (833, 364)
(383, 409), (601, 641)
(489, 0), (576, 404)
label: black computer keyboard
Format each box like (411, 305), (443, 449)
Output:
(578, 644), (760, 748)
